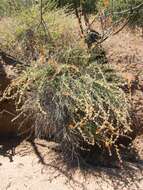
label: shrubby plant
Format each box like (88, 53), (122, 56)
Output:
(2, 44), (132, 162)
(1, 0), (139, 164)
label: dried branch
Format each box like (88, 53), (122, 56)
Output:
(73, 2), (84, 37)
(113, 2), (143, 15)
(37, 0), (52, 42)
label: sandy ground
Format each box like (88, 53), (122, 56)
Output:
(0, 139), (143, 190)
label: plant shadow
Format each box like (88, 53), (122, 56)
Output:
(0, 136), (22, 162)
(28, 138), (143, 190)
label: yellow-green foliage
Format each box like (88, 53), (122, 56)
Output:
(2, 47), (132, 159)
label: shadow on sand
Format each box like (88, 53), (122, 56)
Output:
(25, 139), (143, 190)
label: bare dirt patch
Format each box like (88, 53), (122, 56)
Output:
(0, 139), (143, 190)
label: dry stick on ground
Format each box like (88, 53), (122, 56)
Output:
(0, 51), (26, 66)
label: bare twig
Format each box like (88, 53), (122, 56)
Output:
(113, 2), (143, 15)
(37, 0), (52, 42)
(0, 109), (16, 117)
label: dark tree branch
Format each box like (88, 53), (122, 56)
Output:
(73, 2), (84, 37)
